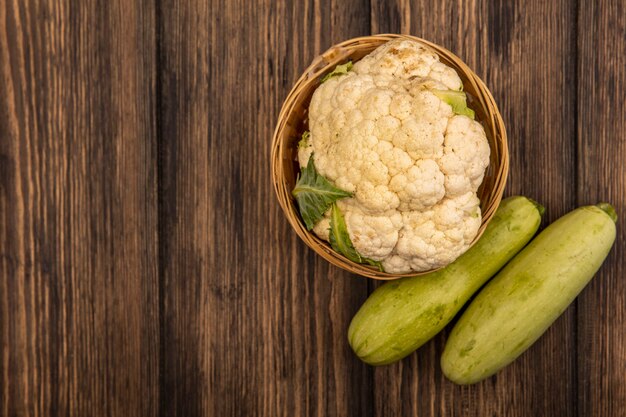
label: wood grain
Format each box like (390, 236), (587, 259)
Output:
(577, 0), (626, 415)
(1, 0), (625, 416)
(370, 0), (578, 416)
(156, 1), (213, 415)
(157, 0), (373, 415)
(0, 1), (159, 416)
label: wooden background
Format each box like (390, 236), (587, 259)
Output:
(1, 0), (625, 416)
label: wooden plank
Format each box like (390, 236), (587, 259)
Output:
(370, 1), (578, 415)
(155, 1), (212, 415)
(0, 1), (159, 417)
(156, 0), (373, 415)
(577, 1), (626, 415)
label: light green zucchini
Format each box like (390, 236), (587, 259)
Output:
(441, 203), (617, 384)
(348, 196), (544, 365)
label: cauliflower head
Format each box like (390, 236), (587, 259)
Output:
(297, 39), (490, 274)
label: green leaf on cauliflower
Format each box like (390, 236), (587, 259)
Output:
(298, 131), (310, 150)
(431, 89), (475, 119)
(362, 257), (385, 271)
(329, 203), (385, 272)
(321, 61), (353, 83)
(292, 156), (352, 230)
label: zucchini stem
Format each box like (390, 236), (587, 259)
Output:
(527, 198), (546, 217)
(596, 203), (618, 223)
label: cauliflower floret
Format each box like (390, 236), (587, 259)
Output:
(312, 217), (331, 241)
(341, 201), (403, 260)
(382, 255), (413, 274)
(438, 116), (491, 196)
(393, 193), (482, 271)
(301, 39), (491, 274)
(389, 159), (445, 211)
(352, 40), (463, 90)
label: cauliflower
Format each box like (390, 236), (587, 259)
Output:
(294, 39), (490, 274)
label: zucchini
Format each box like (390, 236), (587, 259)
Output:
(441, 203), (617, 384)
(348, 196), (543, 365)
